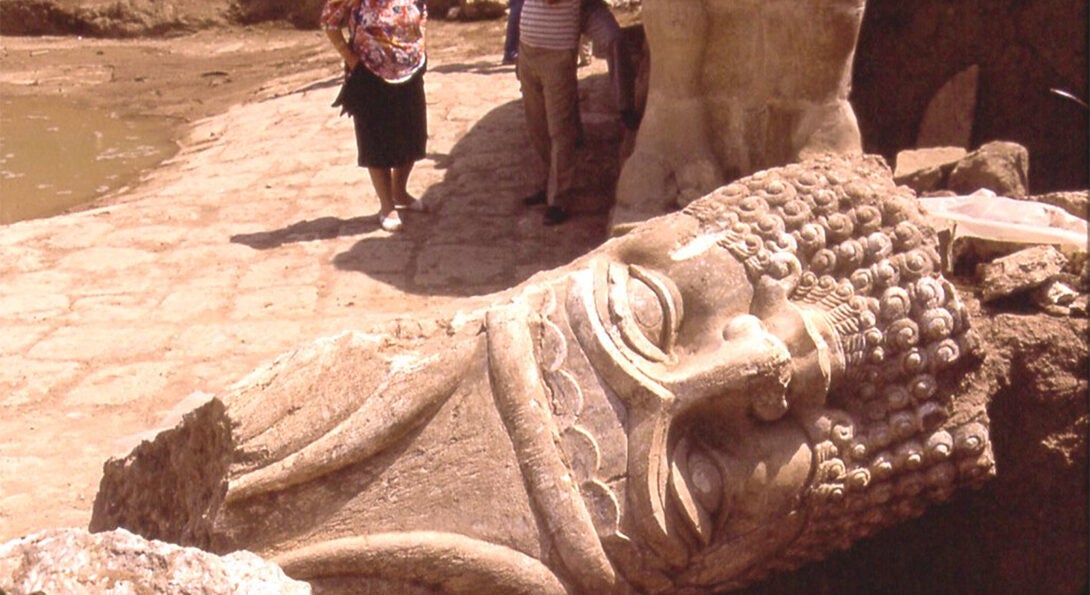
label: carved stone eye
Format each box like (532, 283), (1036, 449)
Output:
(670, 436), (723, 546)
(687, 448), (724, 515)
(627, 276), (666, 349)
(607, 264), (683, 363)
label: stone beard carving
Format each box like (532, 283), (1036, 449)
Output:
(92, 156), (993, 594)
(613, 0), (866, 230)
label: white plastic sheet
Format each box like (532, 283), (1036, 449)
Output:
(918, 189), (1087, 251)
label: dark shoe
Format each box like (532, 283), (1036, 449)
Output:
(544, 206), (569, 225)
(502, 54), (518, 65)
(522, 190), (547, 206)
(620, 108), (642, 131)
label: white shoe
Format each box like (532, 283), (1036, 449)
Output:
(380, 210), (403, 232)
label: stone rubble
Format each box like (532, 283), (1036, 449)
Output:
(894, 141), (1087, 316)
(895, 140), (1030, 198)
(948, 140), (1031, 198)
(0, 528), (310, 595)
(893, 146), (967, 194)
(977, 245), (1069, 303)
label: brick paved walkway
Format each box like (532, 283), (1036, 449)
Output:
(0, 43), (623, 540)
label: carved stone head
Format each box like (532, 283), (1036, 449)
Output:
(92, 156), (992, 594)
(551, 154), (992, 591)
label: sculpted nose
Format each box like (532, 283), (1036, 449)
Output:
(661, 314), (793, 422)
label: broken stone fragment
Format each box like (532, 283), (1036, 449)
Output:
(947, 140), (1030, 198)
(893, 146), (967, 194)
(0, 528), (310, 595)
(1031, 279), (1079, 309)
(1028, 190), (1090, 221)
(1070, 295), (1089, 318)
(977, 245), (1068, 302)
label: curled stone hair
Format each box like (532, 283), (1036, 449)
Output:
(683, 155), (993, 585)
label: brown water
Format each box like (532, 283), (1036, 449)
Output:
(0, 95), (178, 224)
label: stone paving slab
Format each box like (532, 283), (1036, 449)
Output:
(0, 50), (622, 540)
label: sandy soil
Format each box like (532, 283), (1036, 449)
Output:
(0, 19), (508, 118)
(0, 19), (513, 214)
(2, 26), (325, 131)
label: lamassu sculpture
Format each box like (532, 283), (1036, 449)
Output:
(92, 155), (993, 594)
(613, 0), (866, 230)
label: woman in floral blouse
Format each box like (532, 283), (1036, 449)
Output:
(322, 0), (428, 232)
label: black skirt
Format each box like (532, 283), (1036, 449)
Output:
(333, 62), (427, 169)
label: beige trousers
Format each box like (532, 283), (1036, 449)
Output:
(517, 43), (579, 207)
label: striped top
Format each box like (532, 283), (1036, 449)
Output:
(519, 0), (581, 50)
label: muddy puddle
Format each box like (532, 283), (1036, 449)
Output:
(0, 95), (178, 224)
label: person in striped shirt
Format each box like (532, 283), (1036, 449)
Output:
(517, 0), (582, 225)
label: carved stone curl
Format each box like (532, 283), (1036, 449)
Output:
(91, 155), (992, 594)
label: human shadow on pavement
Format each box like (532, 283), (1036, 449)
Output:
(230, 215), (379, 249)
(330, 71), (625, 298)
(429, 61), (519, 76)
